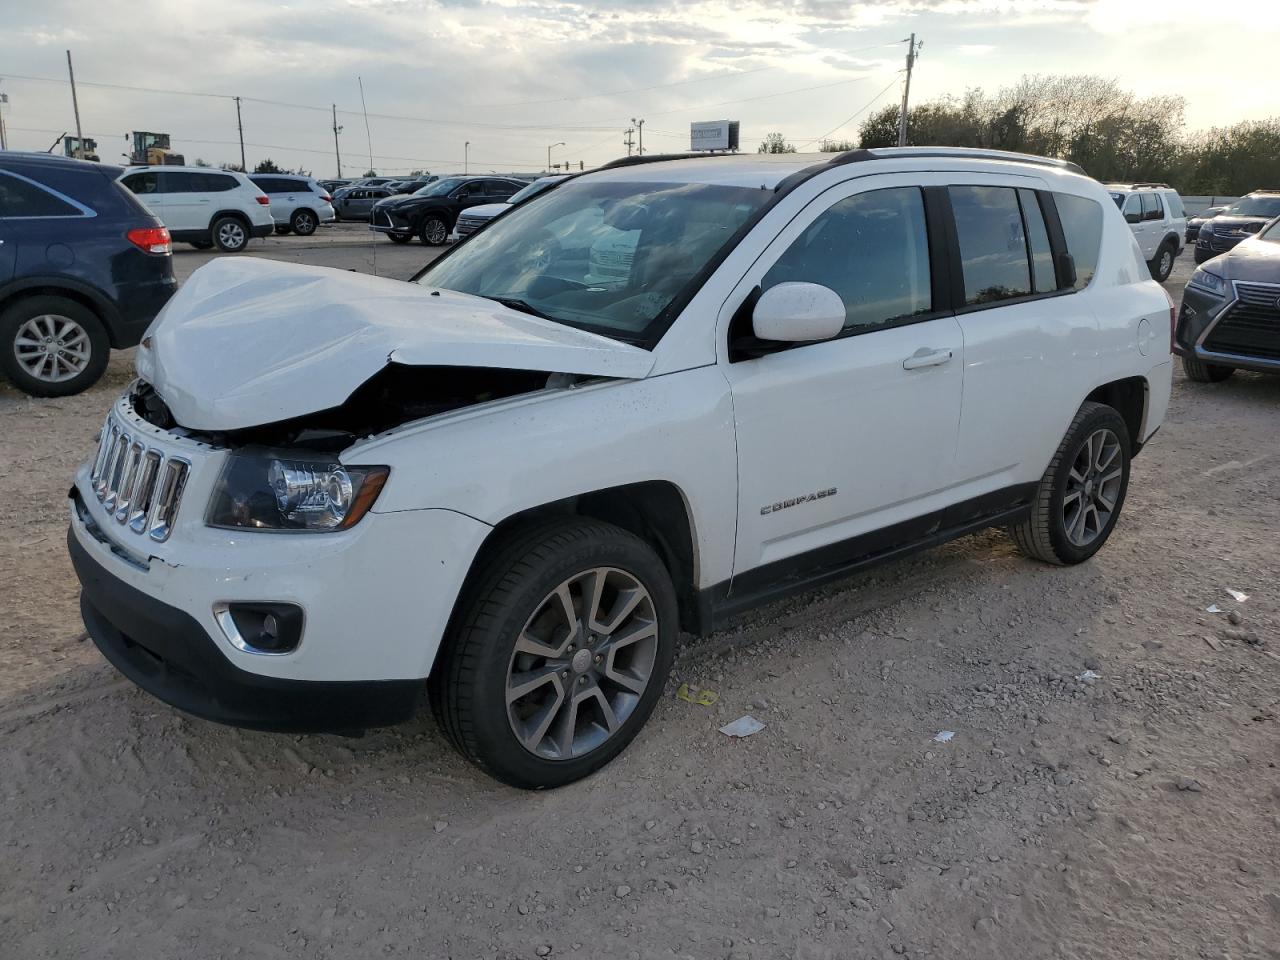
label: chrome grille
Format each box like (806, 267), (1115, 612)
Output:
(1204, 282), (1280, 363)
(89, 414), (190, 542)
(454, 216), (483, 237)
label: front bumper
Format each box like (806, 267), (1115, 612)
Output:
(68, 391), (495, 721)
(1174, 282), (1280, 374)
(71, 527), (421, 732)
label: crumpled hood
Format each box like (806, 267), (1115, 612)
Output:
(138, 257), (654, 431)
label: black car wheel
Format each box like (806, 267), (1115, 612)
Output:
(388, 232), (412, 244)
(290, 209), (318, 237)
(1182, 357), (1235, 383)
(1, 295), (110, 398)
(420, 216), (449, 246)
(1011, 401), (1131, 566)
(211, 215), (250, 253)
(430, 519), (677, 789)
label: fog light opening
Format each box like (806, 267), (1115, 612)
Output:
(214, 602), (304, 655)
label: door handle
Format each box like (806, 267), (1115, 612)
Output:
(903, 348), (953, 370)
(198, 199), (210, 203)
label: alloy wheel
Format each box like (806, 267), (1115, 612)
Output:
(1062, 428), (1123, 547)
(1159, 249), (1173, 278)
(12, 314), (92, 383)
(506, 567), (658, 761)
(218, 221), (246, 249)
(295, 212), (315, 233)
(425, 219), (447, 244)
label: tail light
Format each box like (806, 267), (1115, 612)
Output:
(320, 194), (332, 203)
(1165, 289), (1176, 353)
(255, 194), (271, 205)
(126, 226), (172, 255)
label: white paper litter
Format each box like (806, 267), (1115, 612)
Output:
(1226, 589), (1249, 603)
(719, 715), (765, 738)
(932, 730), (955, 743)
(1076, 670), (1101, 681)
(1205, 604), (1222, 614)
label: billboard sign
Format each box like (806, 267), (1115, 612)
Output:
(690, 120), (739, 152)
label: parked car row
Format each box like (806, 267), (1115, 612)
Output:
(1106, 182), (1186, 282)
(368, 175), (528, 243)
(1193, 190), (1280, 263)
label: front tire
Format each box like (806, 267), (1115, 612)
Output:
(1182, 356), (1234, 382)
(0, 295), (109, 397)
(290, 209), (318, 236)
(430, 519), (678, 789)
(1011, 401), (1131, 565)
(211, 215), (250, 253)
(420, 216), (449, 246)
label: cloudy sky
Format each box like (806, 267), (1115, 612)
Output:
(0, 0), (1275, 177)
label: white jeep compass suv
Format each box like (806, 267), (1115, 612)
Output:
(118, 166), (275, 252)
(70, 148), (1174, 788)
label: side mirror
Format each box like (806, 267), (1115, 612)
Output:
(1125, 211), (1141, 225)
(752, 282), (845, 343)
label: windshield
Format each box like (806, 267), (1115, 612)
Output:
(417, 178), (770, 345)
(1262, 219), (1280, 242)
(414, 177), (466, 197)
(1225, 196), (1280, 218)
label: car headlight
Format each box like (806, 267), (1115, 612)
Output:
(1198, 220), (1215, 236)
(207, 450), (389, 532)
(1187, 266), (1227, 296)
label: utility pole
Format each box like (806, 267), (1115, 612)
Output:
(234, 96), (246, 171)
(623, 126), (635, 157)
(631, 117), (645, 155)
(66, 50), (84, 159)
(464, 141), (469, 174)
(0, 92), (8, 152)
(331, 103), (343, 177)
(357, 76), (374, 175)
(547, 141), (565, 173)
(897, 33), (921, 148)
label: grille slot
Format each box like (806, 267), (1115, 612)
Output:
(1204, 282), (1280, 362)
(89, 413), (190, 542)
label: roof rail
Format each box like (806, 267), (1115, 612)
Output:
(595, 152), (724, 171)
(1254, 187), (1280, 194)
(1125, 182), (1174, 190)
(830, 146), (1087, 176)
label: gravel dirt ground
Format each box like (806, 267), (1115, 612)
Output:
(2, 249), (1278, 960)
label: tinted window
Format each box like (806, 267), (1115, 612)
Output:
(950, 186), (1031, 305)
(486, 179), (520, 197)
(1019, 189), (1057, 294)
(1225, 195), (1280, 218)
(763, 187), (932, 334)
(251, 176), (295, 194)
(0, 173), (82, 217)
(1053, 193), (1103, 291)
(121, 172), (160, 195)
(1141, 192), (1163, 221)
(1122, 194), (1141, 219)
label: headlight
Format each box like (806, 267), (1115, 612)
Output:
(207, 450), (389, 532)
(1199, 220), (1215, 236)
(1187, 266), (1227, 296)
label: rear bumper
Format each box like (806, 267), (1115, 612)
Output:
(250, 221), (274, 239)
(110, 275), (178, 348)
(70, 527), (422, 732)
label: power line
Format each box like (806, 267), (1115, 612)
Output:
(794, 76), (901, 150)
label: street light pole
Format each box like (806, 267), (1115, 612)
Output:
(548, 141), (565, 173)
(464, 141), (470, 174)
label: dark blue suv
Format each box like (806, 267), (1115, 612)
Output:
(0, 152), (177, 396)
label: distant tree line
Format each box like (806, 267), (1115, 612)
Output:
(851, 74), (1279, 195)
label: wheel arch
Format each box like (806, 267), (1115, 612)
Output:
(0, 280), (118, 344)
(1084, 375), (1148, 455)
(449, 480), (703, 643)
(208, 208), (252, 231)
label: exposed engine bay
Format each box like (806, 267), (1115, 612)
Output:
(130, 364), (575, 452)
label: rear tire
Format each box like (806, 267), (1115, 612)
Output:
(0, 295), (110, 397)
(1011, 401), (1131, 566)
(429, 519), (678, 789)
(211, 215), (250, 253)
(1182, 356), (1234, 382)
(290, 209), (318, 237)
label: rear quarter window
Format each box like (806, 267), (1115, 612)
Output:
(1052, 193), (1104, 291)
(1164, 191), (1185, 219)
(0, 172), (84, 217)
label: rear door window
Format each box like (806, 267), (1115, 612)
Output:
(0, 173), (84, 217)
(762, 186), (933, 334)
(1052, 193), (1103, 291)
(1141, 192), (1164, 221)
(949, 185), (1031, 305)
(121, 171), (160, 195)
